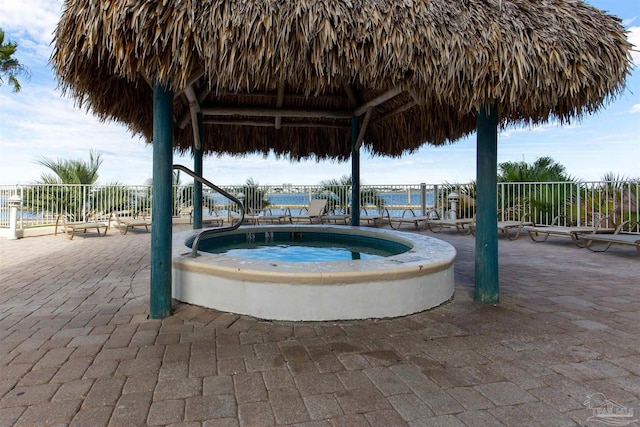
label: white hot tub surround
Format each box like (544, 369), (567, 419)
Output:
(172, 225), (456, 321)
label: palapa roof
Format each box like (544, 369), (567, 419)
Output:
(52, 0), (632, 161)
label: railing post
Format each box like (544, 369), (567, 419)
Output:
(576, 182), (581, 227)
(18, 185), (24, 229)
(82, 186), (87, 221)
(433, 185), (439, 215)
(420, 183), (427, 216)
(8, 194), (21, 240)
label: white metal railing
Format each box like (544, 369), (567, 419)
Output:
(1, 180), (638, 233)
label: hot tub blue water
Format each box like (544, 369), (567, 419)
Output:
(195, 231), (410, 261)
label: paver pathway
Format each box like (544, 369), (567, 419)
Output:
(0, 225), (638, 426)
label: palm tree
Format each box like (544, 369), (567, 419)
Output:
(0, 28), (31, 92)
(316, 175), (385, 213)
(316, 176), (351, 213)
(497, 157), (572, 222)
(498, 156), (568, 183)
(144, 170), (192, 216)
(236, 178), (270, 213)
(439, 181), (476, 219)
(36, 150), (103, 185)
(572, 173), (639, 228)
(25, 150), (116, 220)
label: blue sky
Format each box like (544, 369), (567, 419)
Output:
(0, 0), (638, 186)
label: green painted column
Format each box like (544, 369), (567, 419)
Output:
(150, 83), (174, 319)
(193, 112), (204, 229)
(351, 117), (360, 226)
(475, 104), (499, 304)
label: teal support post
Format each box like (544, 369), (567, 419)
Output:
(193, 112), (204, 229)
(475, 104), (499, 304)
(150, 83), (174, 319)
(351, 117), (360, 226)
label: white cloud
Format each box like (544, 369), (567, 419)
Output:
(499, 121), (582, 138)
(628, 26), (640, 67)
(630, 103), (640, 113)
(0, 0), (62, 46)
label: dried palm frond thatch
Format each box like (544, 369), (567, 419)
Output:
(51, 0), (632, 160)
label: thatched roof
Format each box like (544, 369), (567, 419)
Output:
(52, 0), (632, 161)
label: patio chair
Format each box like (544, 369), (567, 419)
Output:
(290, 199), (328, 223)
(198, 208), (225, 227)
(469, 213), (534, 240)
(424, 209), (475, 234)
(229, 209), (261, 225)
(55, 213), (109, 240)
(388, 208), (432, 231)
(320, 207), (351, 225)
(527, 214), (614, 247)
(176, 206), (194, 221)
(251, 207), (292, 224)
(111, 210), (152, 235)
(360, 208), (387, 227)
(580, 221), (640, 255)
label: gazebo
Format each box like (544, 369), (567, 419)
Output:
(52, 0), (632, 318)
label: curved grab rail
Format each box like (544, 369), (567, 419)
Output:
(172, 165), (244, 257)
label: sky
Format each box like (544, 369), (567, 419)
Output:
(0, 0), (638, 186)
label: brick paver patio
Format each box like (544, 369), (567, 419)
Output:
(0, 224), (638, 426)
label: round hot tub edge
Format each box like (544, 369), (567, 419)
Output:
(172, 225), (456, 321)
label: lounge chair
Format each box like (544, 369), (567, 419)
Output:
(580, 221), (640, 254)
(360, 208), (386, 227)
(388, 208), (432, 231)
(55, 213), (109, 240)
(469, 214), (534, 240)
(321, 207), (350, 225)
(424, 210), (474, 234)
(111, 210), (152, 235)
(176, 206), (194, 222)
(290, 199), (328, 224)
(198, 209), (225, 227)
(527, 215), (614, 247)
(229, 210), (261, 225)
(252, 207), (292, 224)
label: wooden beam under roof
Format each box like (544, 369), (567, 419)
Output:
(355, 109), (373, 150)
(373, 101), (418, 125)
(178, 85), (213, 129)
(202, 119), (349, 129)
(354, 87), (403, 116)
(201, 107), (352, 119)
(184, 85), (202, 149)
(275, 83), (285, 129)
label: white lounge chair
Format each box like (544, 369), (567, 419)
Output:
(229, 210), (261, 225)
(469, 214), (534, 240)
(580, 221), (640, 254)
(252, 207), (292, 224)
(111, 210), (152, 235)
(290, 199), (328, 224)
(321, 207), (351, 225)
(527, 215), (614, 247)
(581, 233), (640, 254)
(360, 208), (386, 227)
(199, 209), (225, 227)
(55, 213), (109, 240)
(388, 208), (432, 231)
(424, 210), (474, 234)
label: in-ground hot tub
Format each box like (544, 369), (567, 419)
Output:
(172, 225), (456, 321)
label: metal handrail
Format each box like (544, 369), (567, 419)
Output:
(173, 165), (245, 257)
